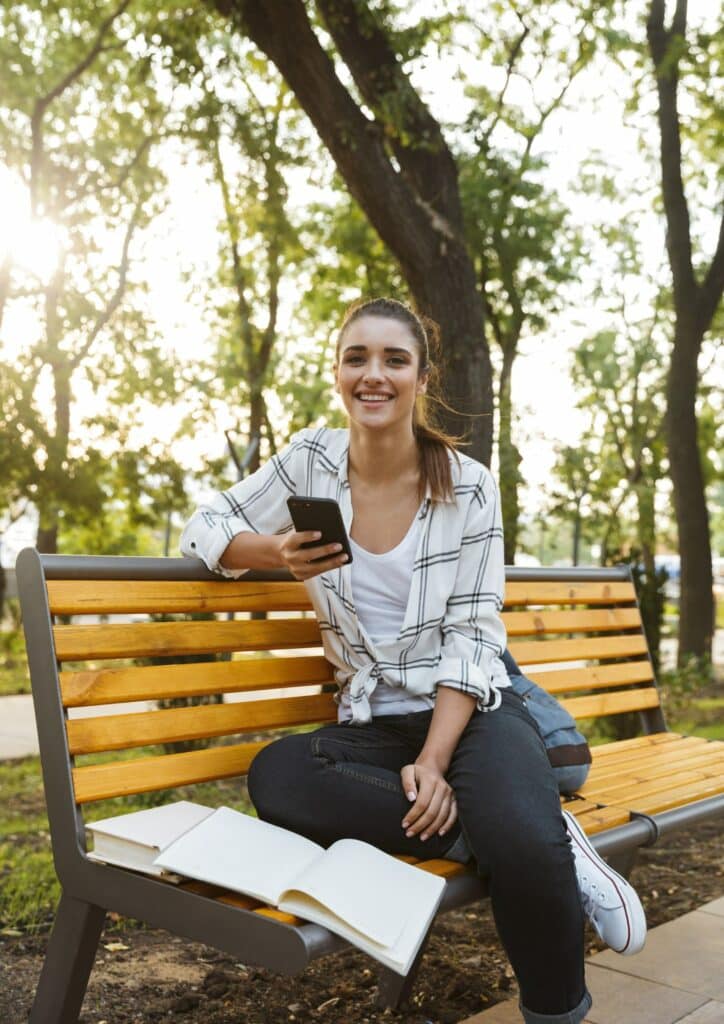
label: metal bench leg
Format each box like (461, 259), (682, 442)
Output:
(607, 847), (639, 879)
(30, 891), (106, 1024)
(375, 932), (430, 1009)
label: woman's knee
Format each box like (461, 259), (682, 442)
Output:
(469, 808), (571, 878)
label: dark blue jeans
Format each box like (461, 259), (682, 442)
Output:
(248, 690), (592, 1023)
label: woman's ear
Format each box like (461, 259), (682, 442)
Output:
(332, 364), (339, 391)
(417, 370), (429, 396)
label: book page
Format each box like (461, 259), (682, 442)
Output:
(279, 838), (445, 949)
(153, 807), (324, 904)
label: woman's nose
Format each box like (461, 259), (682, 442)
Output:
(363, 361), (385, 381)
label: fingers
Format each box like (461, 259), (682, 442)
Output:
(281, 532), (349, 580)
(400, 764), (417, 803)
(401, 769), (455, 842)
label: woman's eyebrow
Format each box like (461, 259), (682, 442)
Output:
(343, 345), (412, 355)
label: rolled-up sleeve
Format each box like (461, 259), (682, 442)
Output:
(432, 467), (508, 710)
(180, 433), (303, 578)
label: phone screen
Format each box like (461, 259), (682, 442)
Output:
(287, 496), (353, 564)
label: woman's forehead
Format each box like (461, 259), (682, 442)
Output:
(339, 316), (418, 353)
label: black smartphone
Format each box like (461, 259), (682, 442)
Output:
(287, 496), (353, 564)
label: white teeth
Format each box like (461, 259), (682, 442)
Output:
(357, 394), (392, 401)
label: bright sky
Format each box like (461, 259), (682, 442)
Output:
(1, 0), (719, 565)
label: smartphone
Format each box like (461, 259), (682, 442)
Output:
(287, 496), (353, 564)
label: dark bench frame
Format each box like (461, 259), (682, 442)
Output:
(17, 551), (724, 1023)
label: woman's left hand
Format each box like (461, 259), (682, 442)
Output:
(400, 762), (457, 841)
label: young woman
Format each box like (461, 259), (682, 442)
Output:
(181, 298), (645, 1023)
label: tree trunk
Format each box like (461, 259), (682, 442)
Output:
(666, 318), (714, 663)
(36, 518), (59, 554)
(497, 347), (522, 563)
(633, 478), (663, 672)
(647, 0), (722, 665)
(572, 501), (581, 566)
(215, 0), (494, 463)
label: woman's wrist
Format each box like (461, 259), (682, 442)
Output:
(415, 746), (451, 775)
(220, 532), (285, 571)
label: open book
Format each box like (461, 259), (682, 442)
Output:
(86, 801), (446, 974)
(154, 806), (445, 975)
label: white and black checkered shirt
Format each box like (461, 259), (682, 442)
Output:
(180, 427), (510, 723)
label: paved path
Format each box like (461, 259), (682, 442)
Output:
(461, 896), (724, 1023)
(0, 694), (39, 759)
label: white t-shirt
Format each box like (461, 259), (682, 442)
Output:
(337, 514), (434, 721)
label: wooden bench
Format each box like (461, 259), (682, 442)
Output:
(17, 551), (724, 1024)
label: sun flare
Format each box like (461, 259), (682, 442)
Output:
(0, 167), (64, 283)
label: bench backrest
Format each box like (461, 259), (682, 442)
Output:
(18, 553), (664, 839)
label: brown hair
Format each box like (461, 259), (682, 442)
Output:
(336, 297), (464, 503)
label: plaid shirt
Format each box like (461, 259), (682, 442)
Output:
(180, 427), (510, 724)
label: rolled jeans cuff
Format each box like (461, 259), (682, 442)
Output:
(520, 987), (592, 1024)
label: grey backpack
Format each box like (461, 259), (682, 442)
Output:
(502, 650), (591, 794)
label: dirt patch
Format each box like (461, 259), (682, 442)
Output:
(1, 819), (722, 1024)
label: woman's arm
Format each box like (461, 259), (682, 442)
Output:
(220, 530), (349, 579)
(400, 687), (476, 841)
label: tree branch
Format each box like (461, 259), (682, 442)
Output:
(69, 195), (144, 369)
(212, 0), (439, 268)
(315, 0), (462, 231)
(646, 0), (697, 308)
(698, 211), (724, 334)
(30, 0), (133, 215)
(478, 19), (529, 150)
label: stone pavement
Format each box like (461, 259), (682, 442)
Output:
(460, 896), (724, 1024)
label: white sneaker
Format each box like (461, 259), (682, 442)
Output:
(563, 810), (647, 955)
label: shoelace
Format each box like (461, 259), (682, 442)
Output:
(578, 875), (614, 915)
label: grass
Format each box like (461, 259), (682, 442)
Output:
(0, 659), (30, 696)
(0, 752), (254, 934)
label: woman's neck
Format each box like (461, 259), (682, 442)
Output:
(347, 424), (420, 489)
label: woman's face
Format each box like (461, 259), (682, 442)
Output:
(334, 316), (428, 433)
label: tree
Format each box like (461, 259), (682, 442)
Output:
(646, 0), (723, 664)
(0, 1), (180, 553)
(572, 308), (669, 667)
(210, 0), (496, 461)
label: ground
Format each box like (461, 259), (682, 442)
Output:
(1, 819), (721, 1024)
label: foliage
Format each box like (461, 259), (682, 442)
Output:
(0, 0), (188, 553)
(659, 654), (716, 723)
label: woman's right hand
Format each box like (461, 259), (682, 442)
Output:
(278, 531), (349, 580)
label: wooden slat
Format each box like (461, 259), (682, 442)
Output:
(590, 735), (703, 768)
(72, 740), (272, 803)
(564, 804), (632, 834)
(67, 692), (337, 755)
(560, 686), (661, 720)
(502, 607), (642, 637)
(507, 634), (649, 666)
(529, 660), (654, 696)
(602, 773), (724, 815)
(49, 577), (637, 616)
(47, 579), (312, 615)
(582, 753), (724, 800)
(54, 618), (323, 662)
(584, 739), (717, 780)
(503, 580), (636, 606)
(590, 732), (682, 758)
(589, 737), (720, 774)
(60, 655), (334, 708)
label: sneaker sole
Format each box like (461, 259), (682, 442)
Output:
(564, 810), (647, 955)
